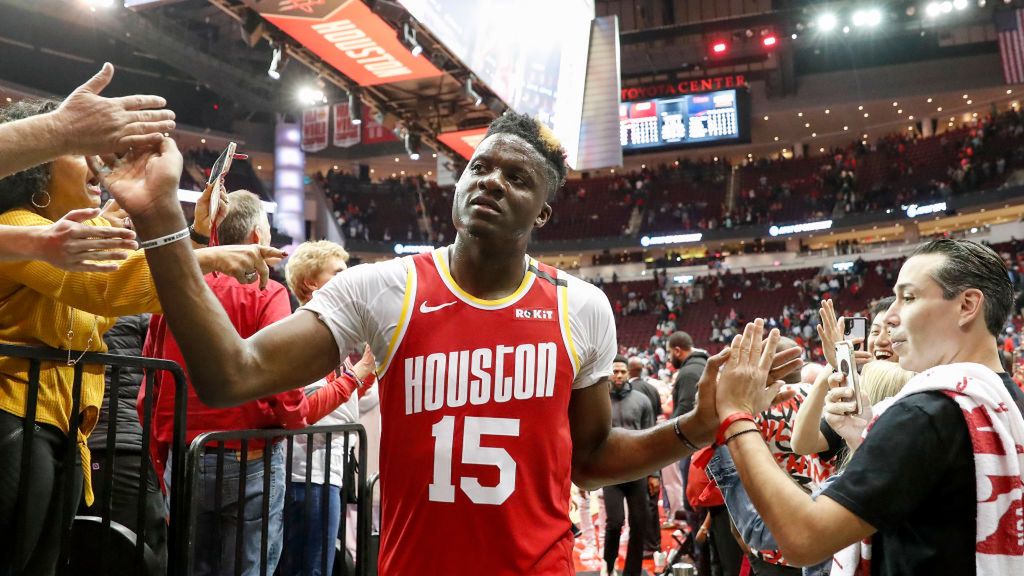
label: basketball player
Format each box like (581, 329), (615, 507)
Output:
(100, 112), (800, 574)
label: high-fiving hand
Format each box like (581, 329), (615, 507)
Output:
(89, 137), (184, 221)
(715, 319), (785, 420)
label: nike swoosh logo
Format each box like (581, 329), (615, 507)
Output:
(419, 301), (457, 314)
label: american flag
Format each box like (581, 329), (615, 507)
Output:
(997, 8), (1024, 85)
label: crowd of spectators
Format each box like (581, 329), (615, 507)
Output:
(310, 108), (1024, 248)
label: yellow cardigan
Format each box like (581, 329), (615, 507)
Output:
(0, 208), (162, 504)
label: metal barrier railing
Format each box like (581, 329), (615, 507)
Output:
(0, 343), (189, 576)
(0, 345), (374, 576)
(181, 424), (371, 576)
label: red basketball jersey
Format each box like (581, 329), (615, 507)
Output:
(376, 249), (581, 575)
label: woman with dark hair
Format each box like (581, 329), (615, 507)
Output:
(0, 99), (281, 575)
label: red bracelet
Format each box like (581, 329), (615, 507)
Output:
(716, 412), (757, 445)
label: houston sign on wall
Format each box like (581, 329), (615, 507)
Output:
(255, 0), (442, 86)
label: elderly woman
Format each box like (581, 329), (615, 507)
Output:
(0, 99), (280, 575)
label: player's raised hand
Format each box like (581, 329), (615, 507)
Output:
(92, 137), (184, 221)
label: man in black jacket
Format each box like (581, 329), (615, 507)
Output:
(669, 331), (707, 419)
(79, 314), (167, 574)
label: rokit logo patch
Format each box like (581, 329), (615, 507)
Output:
(514, 308), (555, 321)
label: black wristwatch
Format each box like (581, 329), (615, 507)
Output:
(189, 224), (210, 245)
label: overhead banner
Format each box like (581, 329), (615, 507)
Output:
(437, 127), (489, 160)
(361, 117), (398, 145)
(254, 0), (442, 86)
(332, 102), (361, 148)
(301, 105), (329, 152)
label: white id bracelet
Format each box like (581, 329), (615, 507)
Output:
(139, 228), (190, 250)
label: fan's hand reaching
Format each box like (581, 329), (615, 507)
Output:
(90, 138), (184, 222)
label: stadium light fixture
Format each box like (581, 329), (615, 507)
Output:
(298, 86), (325, 106)
(405, 131), (422, 161)
(465, 77), (483, 106)
(852, 8), (882, 27)
(402, 22), (423, 58)
(348, 92), (362, 126)
(925, 2), (942, 17)
(267, 45), (283, 80)
(817, 13), (838, 32)
(953, 0), (969, 9)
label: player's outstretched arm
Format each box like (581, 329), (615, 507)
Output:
(101, 138), (340, 406)
(569, 348), (730, 489)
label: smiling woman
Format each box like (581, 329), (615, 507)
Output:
(0, 98), (167, 575)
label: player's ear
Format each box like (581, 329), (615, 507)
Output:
(535, 202), (552, 229)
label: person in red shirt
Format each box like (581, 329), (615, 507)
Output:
(142, 191), (322, 576)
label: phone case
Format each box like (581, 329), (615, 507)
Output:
(834, 341), (863, 415)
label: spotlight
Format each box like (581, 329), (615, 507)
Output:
(268, 45), (283, 80)
(402, 22), (423, 58)
(298, 86), (325, 105)
(348, 92), (362, 126)
(466, 77), (483, 106)
(817, 13), (838, 32)
(762, 35), (777, 47)
(925, 2), (942, 17)
(852, 8), (882, 27)
(953, 0), (968, 9)
(405, 131), (422, 161)
(711, 41), (728, 54)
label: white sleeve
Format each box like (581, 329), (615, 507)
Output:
(563, 274), (617, 390)
(300, 257), (408, 365)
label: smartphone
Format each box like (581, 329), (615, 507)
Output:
(206, 142), (237, 227)
(834, 341), (863, 415)
(840, 316), (868, 351)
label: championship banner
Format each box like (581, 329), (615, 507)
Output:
(301, 105), (329, 152)
(254, 0), (442, 86)
(332, 102), (361, 148)
(361, 117), (398, 145)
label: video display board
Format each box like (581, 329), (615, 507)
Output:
(620, 89), (750, 152)
(399, 0), (594, 167)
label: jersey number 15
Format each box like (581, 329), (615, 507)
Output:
(428, 416), (519, 506)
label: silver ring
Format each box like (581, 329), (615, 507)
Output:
(245, 270), (258, 281)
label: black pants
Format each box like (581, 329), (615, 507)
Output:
(645, 477), (661, 552)
(603, 479), (648, 576)
(79, 450), (168, 575)
(0, 409), (83, 576)
(708, 505), (744, 576)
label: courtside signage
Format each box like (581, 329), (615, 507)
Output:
(254, 0), (442, 86)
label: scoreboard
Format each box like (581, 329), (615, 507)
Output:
(620, 89), (749, 152)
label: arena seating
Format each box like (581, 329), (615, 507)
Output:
(316, 109), (1024, 244)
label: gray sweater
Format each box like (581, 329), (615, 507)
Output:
(609, 383), (655, 431)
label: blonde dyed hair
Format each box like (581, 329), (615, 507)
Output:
(285, 240), (349, 302)
(860, 360), (915, 406)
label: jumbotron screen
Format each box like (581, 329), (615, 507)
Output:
(620, 89), (750, 152)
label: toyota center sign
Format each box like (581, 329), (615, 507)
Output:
(255, 0), (442, 86)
